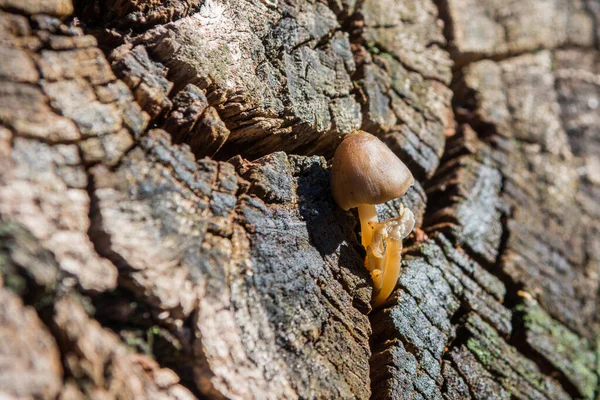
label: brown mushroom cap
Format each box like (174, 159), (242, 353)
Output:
(331, 131), (414, 210)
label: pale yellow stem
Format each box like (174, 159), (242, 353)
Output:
(369, 207), (415, 307)
(366, 247), (384, 288)
(357, 203), (378, 249)
(371, 269), (383, 290)
(365, 220), (386, 287)
(372, 236), (402, 308)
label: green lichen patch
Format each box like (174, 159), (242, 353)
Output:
(465, 313), (570, 400)
(517, 296), (598, 399)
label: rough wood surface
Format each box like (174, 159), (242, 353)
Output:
(0, 0), (598, 399)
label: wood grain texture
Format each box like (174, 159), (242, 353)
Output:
(0, 0), (598, 399)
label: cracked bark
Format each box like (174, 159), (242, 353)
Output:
(0, 0), (599, 400)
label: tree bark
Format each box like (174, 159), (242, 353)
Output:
(0, 0), (598, 399)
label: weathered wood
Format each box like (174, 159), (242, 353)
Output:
(0, 288), (62, 399)
(357, 0), (454, 180)
(437, 0), (595, 67)
(0, 0), (599, 399)
(90, 131), (374, 399)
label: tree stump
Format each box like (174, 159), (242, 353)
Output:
(0, 0), (598, 399)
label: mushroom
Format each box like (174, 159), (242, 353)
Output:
(331, 130), (415, 307)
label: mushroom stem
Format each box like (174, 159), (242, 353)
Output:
(357, 203), (378, 248)
(370, 269), (383, 290)
(372, 235), (402, 308)
(366, 247), (384, 288)
(371, 207), (415, 308)
(365, 220), (387, 286)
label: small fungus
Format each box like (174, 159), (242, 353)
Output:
(331, 131), (415, 307)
